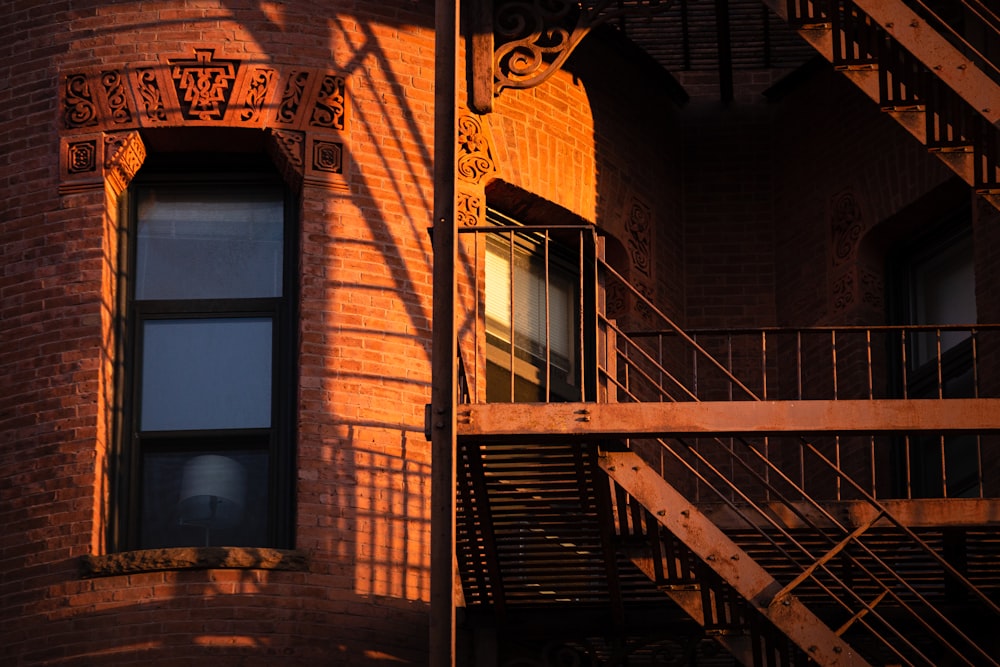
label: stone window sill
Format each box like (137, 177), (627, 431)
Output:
(81, 547), (308, 578)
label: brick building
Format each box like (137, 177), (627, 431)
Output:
(2, 0), (999, 665)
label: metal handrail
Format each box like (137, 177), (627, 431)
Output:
(904, 0), (1000, 84)
(619, 324), (1000, 401)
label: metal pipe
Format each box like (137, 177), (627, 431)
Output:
(430, 0), (459, 663)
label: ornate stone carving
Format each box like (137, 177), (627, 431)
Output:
(59, 54), (351, 192)
(457, 112), (497, 185)
(832, 269), (856, 313)
(304, 134), (350, 190)
(457, 190), (485, 227)
(104, 131), (147, 197)
(310, 74), (347, 130)
(238, 67), (277, 124)
(312, 139), (343, 174)
(61, 56), (348, 132)
(276, 70), (310, 126)
(168, 48), (239, 121)
(100, 70), (133, 125)
(605, 278), (627, 319)
(490, 0), (674, 96)
(133, 68), (168, 124)
(626, 196), (652, 278)
(267, 129), (306, 190)
(66, 140), (97, 175)
(634, 279), (655, 322)
(59, 134), (103, 195)
(63, 73), (99, 129)
(831, 189), (865, 267)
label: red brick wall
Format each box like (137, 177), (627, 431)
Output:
(771, 65), (955, 329)
(488, 34), (686, 327)
(1, 3), (690, 664)
(2, 1), (438, 664)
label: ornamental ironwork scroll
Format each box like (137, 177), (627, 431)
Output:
(59, 48), (350, 193)
(473, 0), (676, 112)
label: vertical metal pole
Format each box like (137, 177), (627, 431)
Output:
(431, 0), (459, 664)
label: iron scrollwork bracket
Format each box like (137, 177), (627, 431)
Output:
(471, 0), (675, 113)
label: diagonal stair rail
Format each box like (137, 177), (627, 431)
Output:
(598, 260), (1000, 666)
(765, 0), (1000, 202)
(602, 450), (872, 667)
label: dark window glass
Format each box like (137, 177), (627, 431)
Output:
(135, 188), (284, 300)
(119, 172), (294, 551)
(140, 448), (269, 548)
(140, 318), (273, 431)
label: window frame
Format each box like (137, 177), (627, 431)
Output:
(113, 160), (298, 552)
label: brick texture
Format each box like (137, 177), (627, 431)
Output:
(2, 2), (438, 664)
(3, 1), (998, 664)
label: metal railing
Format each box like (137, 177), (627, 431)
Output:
(455, 224), (1000, 664)
(458, 223), (1000, 500)
(599, 266), (1000, 665)
(458, 223), (601, 404)
(617, 325), (1000, 401)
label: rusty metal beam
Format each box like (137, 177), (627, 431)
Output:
(851, 0), (1000, 124)
(700, 497), (1000, 531)
(431, 0), (459, 664)
(457, 399), (1000, 440)
(601, 451), (871, 667)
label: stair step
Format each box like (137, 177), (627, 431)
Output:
(762, 0), (1000, 212)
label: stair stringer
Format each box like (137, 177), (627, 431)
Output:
(600, 450), (871, 667)
(759, 0), (1000, 208)
(626, 552), (760, 666)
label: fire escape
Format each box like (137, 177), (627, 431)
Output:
(432, 1), (1000, 665)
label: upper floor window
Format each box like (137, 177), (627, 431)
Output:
(118, 161), (296, 550)
(889, 204), (977, 498)
(483, 210), (583, 403)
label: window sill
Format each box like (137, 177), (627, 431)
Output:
(81, 547), (308, 578)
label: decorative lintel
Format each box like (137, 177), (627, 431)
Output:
(59, 48), (351, 193)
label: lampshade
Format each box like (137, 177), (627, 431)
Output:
(178, 454), (247, 530)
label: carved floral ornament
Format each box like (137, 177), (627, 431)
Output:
(456, 112), (498, 186)
(473, 0), (676, 112)
(59, 48), (350, 194)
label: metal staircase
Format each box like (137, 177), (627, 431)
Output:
(453, 226), (1000, 666)
(761, 0), (1000, 209)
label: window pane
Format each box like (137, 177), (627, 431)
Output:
(141, 318), (272, 431)
(136, 187), (284, 299)
(140, 449), (269, 548)
(485, 238), (575, 366)
(910, 235), (976, 365)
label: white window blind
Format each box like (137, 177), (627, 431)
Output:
(485, 235), (573, 366)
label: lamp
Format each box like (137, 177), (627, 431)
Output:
(178, 454), (247, 546)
